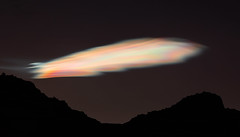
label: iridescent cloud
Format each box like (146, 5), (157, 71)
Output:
(29, 38), (205, 79)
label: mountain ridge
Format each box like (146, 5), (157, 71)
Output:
(0, 73), (239, 137)
(0, 73), (100, 137)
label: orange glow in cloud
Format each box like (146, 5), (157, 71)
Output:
(29, 38), (205, 79)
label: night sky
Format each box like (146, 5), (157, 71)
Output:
(0, 0), (240, 123)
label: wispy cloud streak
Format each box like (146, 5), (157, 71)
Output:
(29, 38), (205, 79)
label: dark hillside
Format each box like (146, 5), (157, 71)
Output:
(0, 73), (100, 137)
(0, 73), (239, 137)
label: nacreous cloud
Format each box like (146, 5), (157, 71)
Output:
(29, 38), (205, 79)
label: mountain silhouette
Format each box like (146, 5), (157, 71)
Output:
(0, 73), (100, 137)
(0, 73), (239, 137)
(125, 92), (240, 136)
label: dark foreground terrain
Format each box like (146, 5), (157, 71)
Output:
(0, 73), (239, 137)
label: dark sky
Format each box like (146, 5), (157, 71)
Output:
(0, 0), (240, 123)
